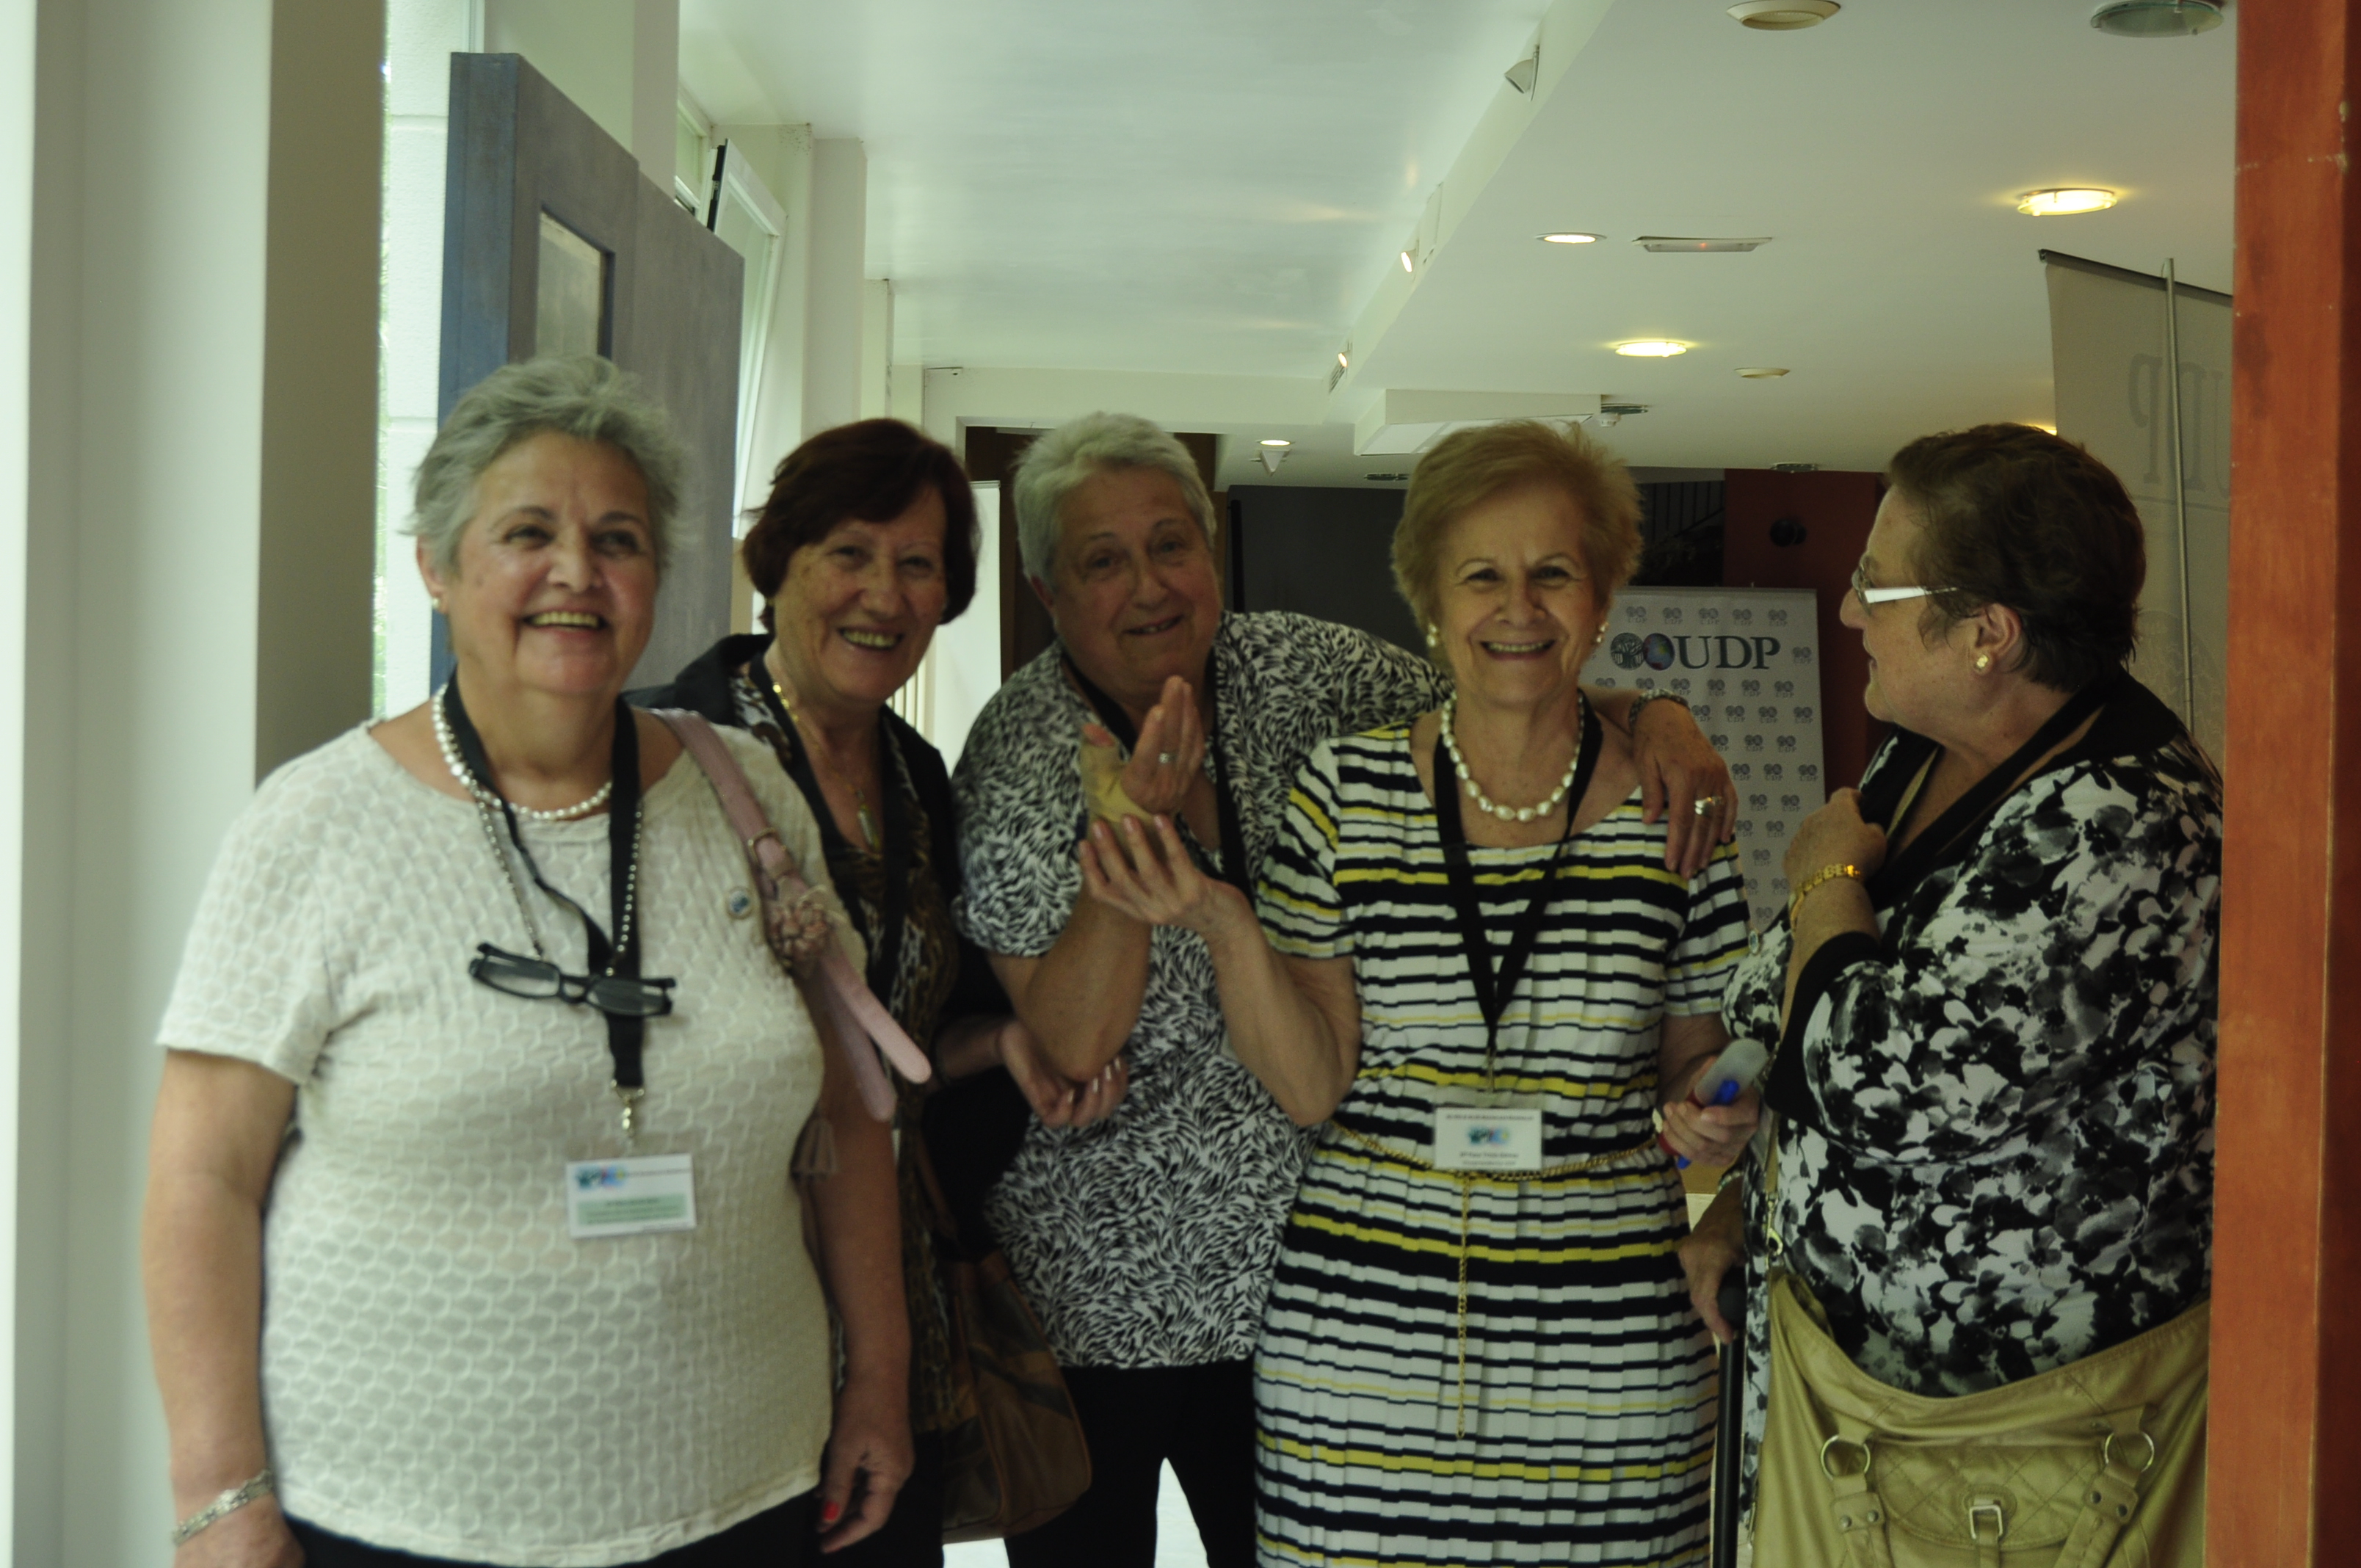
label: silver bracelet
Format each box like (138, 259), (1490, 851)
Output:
(1626, 689), (1691, 728)
(169, 1467), (274, 1548)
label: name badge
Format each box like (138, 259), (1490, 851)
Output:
(1432, 1106), (1545, 1173)
(565, 1153), (697, 1239)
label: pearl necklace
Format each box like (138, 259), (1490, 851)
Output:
(1440, 694), (1581, 823)
(432, 684), (614, 823)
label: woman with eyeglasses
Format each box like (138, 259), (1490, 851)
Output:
(139, 357), (907, 1568)
(1680, 425), (2219, 1556)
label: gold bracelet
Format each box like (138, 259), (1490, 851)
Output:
(1788, 862), (1862, 922)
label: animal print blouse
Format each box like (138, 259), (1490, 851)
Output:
(1724, 677), (2221, 1488)
(953, 611), (1448, 1367)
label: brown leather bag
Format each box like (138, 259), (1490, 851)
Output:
(917, 1144), (1092, 1542)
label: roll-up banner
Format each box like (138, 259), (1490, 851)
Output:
(2043, 250), (2229, 767)
(1582, 587), (1826, 932)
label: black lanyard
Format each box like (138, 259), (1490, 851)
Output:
(1431, 697), (1603, 1082)
(755, 669), (912, 1002)
(1062, 648), (1252, 899)
(445, 680), (653, 1092)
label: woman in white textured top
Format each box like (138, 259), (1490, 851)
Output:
(139, 357), (908, 1568)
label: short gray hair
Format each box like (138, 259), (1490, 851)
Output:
(409, 356), (688, 576)
(1010, 412), (1214, 584)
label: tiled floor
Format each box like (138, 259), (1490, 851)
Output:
(943, 1462), (1209, 1568)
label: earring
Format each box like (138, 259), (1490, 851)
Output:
(1425, 624), (1440, 648)
(432, 598), (446, 616)
(1975, 653), (1992, 672)
(1594, 627), (1606, 647)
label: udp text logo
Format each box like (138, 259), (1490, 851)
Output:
(1612, 631), (1783, 672)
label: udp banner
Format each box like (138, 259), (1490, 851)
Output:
(1580, 587), (1826, 932)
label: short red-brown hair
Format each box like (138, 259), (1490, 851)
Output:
(741, 419), (980, 628)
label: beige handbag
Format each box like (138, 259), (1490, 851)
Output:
(1753, 1271), (2208, 1568)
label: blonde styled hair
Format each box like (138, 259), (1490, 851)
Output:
(1391, 420), (1644, 637)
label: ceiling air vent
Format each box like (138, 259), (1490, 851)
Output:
(1634, 236), (1772, 253)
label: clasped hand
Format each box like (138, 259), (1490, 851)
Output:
(1083, 675), (1207, 819)
(1782, 786), (1889, 886)
(1081, 811), (1249, 941)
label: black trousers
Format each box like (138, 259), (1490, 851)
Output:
(1004, 1360), (1256, 1568)
(289, 1492), (817, 1568)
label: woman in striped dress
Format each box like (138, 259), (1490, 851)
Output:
(1079, 421), (1759, 1567)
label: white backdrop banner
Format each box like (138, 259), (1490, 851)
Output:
(1583, 587), (1827, 932)
(2045, 253), (2229, 766)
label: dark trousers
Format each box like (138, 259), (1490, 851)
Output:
(289, 1492), (817, 1568)
(1004, 1360), (1256, 1568)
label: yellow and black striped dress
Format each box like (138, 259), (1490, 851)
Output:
(1252, 726), (1749, 1568)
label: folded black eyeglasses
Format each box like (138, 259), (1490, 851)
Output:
(469, 943), (677, 1018)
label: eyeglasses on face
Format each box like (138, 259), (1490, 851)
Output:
(1850, 561), (1956, 606)
(469, 943), (677, 1018)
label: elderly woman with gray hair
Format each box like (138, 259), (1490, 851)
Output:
(951, 411), (1738, 1567)
(140, 357), (907, 1568)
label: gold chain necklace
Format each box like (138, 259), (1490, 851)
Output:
(766, 659), (879, 850)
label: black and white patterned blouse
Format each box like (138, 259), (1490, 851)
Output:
(953, 611), (1448, 1367)
(1724, 677), (2220, 1488)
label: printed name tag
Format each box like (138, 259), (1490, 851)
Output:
(1432, 1106), (1545, 1173)
(565, 1154), (697, 1239)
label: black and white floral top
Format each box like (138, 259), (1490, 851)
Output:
(1725, 677), (2220, 1486)
(954, 611), (1447, 1367)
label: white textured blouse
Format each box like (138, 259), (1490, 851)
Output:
(156, 723), (850, 1566)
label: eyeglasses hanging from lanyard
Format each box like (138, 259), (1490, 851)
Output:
(443, 680), (676, 1141)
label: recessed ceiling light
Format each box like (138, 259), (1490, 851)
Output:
(2089, 0), (2222, 37)
(2018, 187), (2119, 215)
(1399, 250), (1415, 274)
(1260, 439), (1291, 448)
(1538, 232), (1601, 244)
(1728, 1), (1840, 29)
(1337, 351), (1350, 369)
(1738, 367), (1791, 378)
(1615, 340), (1688, 357)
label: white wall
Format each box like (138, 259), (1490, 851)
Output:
(23, 0), (276, 1561)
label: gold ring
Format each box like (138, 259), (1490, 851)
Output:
(1157, 752), (1178, 766)
(1693, 794), (1724, 817)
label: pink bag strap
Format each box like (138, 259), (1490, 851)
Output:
(653, 709), (933, 1121)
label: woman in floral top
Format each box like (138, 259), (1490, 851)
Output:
(1682, 425), (2219, 1515)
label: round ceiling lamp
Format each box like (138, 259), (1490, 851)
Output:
(2089, 0), (2223, 37)
(1738, 367), (1791, 378)
(1259, 439), (1291, 449)
(1615, 341), (1689, 357)
(1539, 232), (1601, 244)
(2017, 187), (2119, 215)
(1727, 1), (1840, 29)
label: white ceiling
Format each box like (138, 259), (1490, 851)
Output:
(681, 0), (1555, 377)
(680, 0), (2237, 479)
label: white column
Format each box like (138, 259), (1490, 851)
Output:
(802, 137), (866, 437)
(859, 278), (893, 420)
(23, 0), (275, 1561)
(0, 0), (32, 1556)
(380, 0), (477, 717)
